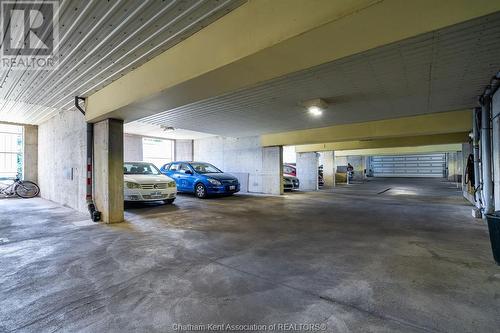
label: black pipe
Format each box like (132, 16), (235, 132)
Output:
(75, 96), (101, 222)
(480, 71), (500, 102)
(75, 96), (85, 115)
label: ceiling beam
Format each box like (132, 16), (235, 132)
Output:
(85, 0), (500, 123)
(261, 110), (471, 147)
(295, 132), (469, 153)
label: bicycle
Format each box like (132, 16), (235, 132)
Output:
(0, 174), (40, 198)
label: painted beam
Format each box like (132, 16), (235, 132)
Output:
(85, 0), (500, 122)
(295, 132), (469, 153)
(261, 110), (471, 147)
(335, 144), (463, 157)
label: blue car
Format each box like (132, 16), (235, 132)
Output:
(160, 161), (240, 198)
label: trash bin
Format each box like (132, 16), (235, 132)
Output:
(485, 213), (500, 265)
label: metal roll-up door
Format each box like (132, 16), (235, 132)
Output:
(370, 154), (446, 178)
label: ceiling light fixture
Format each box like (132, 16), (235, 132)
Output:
(303, 98), (328, 117)
(308, 106), (323, 116)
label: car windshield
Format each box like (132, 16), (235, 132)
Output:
(190, 162), (222, 174)
(124, 162), (161, 175)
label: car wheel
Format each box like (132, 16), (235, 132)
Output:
(195, 183), (207, 199)
(164, 198), (175, 204)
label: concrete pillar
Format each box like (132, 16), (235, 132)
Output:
(347, 156), (364, 181)
(448, 151), (463, 184)
(23, 125), (38, 183)
(175, 139), (193, 161)
(262, 146), (283, 195)
(296, 152), (318, 191)
(94, 119), (124, 223)
(322, 151), (335, 188)
(447, 152), (456, 182)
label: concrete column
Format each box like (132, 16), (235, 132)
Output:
(296, 152), (318, 191)
(23, 125), (38, 183)
(262, 146), (283, 195)
(448, 151), (463, 184)
(347, 156), (364, 181)
(322, 151), (335, 188)
(94, 119), (124, 223)
(175, 139), (194, 161)
(447, 152), (456, 182)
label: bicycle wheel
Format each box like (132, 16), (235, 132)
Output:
(15, 181), (40, 198)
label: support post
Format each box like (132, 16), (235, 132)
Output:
(93, 119), (124, 223)
(472, 107), (481, 209)
(262, 146), (283, 195)
(481, 97), (494, 216)
(322, 151), (335, 188)
(296, 152), (319, 191)
(23, 125), (38, 183)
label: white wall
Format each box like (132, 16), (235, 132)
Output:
(175, 139), (193, 161)
(283, 146), (296, 164)
(38, 110), (87, 213)
(347, 156), (365, 181)
(124, 134), (143, 161)
(193, 136), (282, 194)
(333, 155), (365, 183)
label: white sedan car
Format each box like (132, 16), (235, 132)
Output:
(124, 162), (177, 203)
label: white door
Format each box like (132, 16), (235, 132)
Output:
(370, 154), (446, 178)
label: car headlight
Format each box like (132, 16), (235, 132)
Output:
(168, 181), (176, 188)
(125, 181), (141, 189)
(207, 178), (222, 186)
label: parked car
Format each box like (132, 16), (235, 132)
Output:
(283, 164), (297, 177)
(284, 175), (300, 191)
(160, 161), (240, 198)
(283, 163), (323, 187)
(124, 162), (177, 203)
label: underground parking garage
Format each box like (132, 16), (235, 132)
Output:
(1, 0), (500, 332)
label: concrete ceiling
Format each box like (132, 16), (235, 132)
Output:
(0, 0), (245, 125)
(138, 11), (500, 137)
(124, 121), (214, 140)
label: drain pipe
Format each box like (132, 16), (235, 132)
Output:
(75, 97), (101, 222)
(472, 107), (482, 210)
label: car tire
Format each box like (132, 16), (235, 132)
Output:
(195, 183), (207, 199)
(164, 198), (175, 204)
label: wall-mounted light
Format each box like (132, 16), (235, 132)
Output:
(160, 125), (175, 132)
(303, 98), (328, 117)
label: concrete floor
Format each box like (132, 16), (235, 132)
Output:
(0, 178), (499, 332)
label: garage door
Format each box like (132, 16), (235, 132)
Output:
(370, 154), (446, 178)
